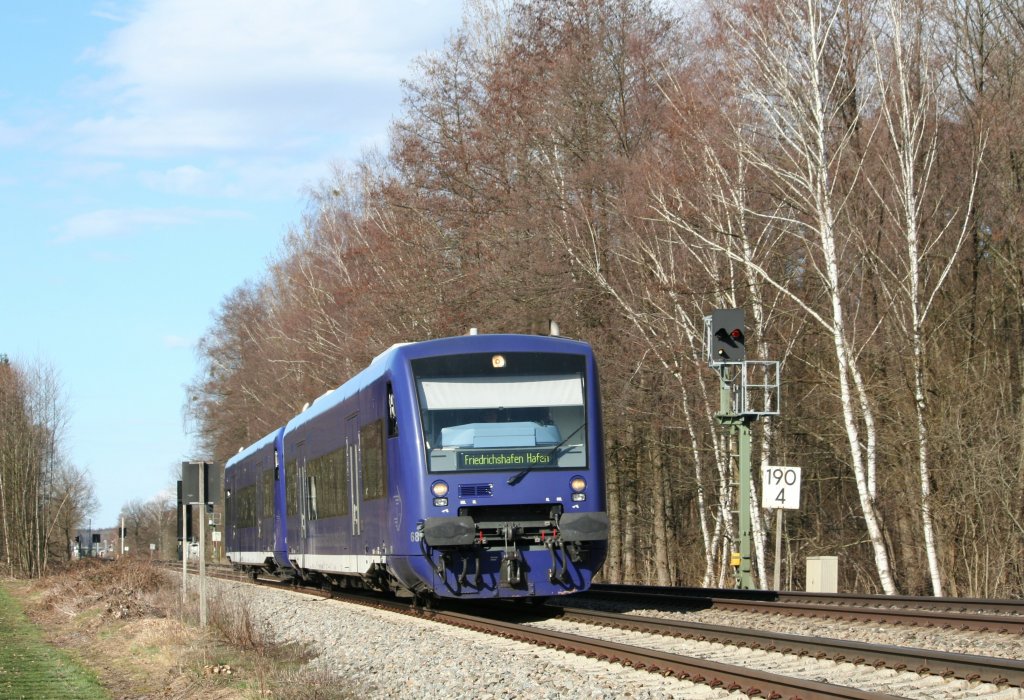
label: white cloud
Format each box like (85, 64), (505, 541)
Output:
(137, 158), (330, 199)
(61, 161), (125, 179)
(89, 1), (130, 23)
(0, 119), (29, 147)
(58, 206), (247, 242)
(162, 335), (192, 349)
(73, 0), (461, 157)
(138, 165), (212, 196)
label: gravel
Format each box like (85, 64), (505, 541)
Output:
(208, 579), (741, 699)
(206, 578), (1024, 699)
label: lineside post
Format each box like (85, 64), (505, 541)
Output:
(762, 465), (801, 591)
(773, 509), (783, 590)
(199, 466), (207, 627)
(181, 503), (187, 601)
(716, 396), (755, 590)
(738, 417), (753, 588)
(182, 460), (216, 627)
(705, 308), (779, 591)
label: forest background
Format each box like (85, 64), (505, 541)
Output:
(5, 0), (1024, 597)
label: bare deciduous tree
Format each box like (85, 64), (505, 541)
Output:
(0, 356), (93, 576)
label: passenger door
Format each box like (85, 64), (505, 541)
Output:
(346, 413), (362, 537)
(295, 441), (308, 566)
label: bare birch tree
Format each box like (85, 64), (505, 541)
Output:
(655, 0), (899, 593)
(863, 0), (986, 595)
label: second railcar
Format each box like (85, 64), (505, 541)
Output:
(223, 427), (287, 575)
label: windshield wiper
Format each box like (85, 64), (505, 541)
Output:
(507, 421), (586, 486)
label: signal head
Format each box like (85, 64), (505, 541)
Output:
(709, 308), (746, 363)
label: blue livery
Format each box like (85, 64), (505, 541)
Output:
(224, 333), (609, 599)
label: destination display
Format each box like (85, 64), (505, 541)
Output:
(458, 449), (555, 469)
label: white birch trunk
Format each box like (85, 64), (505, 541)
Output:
(653, 0), (901, 593)
(869, 0), (982, 595)
(893, 23), (946, 594)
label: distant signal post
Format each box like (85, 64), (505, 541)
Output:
(180, 461), (217, 627)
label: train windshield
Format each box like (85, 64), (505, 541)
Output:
(412, 352), (587, 473)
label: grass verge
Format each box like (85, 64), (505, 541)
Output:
(0, 580), (108, 699)
(7, 557), (361, 699)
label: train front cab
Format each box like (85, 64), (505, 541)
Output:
(400, 338), (609, 599)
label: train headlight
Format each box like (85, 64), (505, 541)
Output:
(431, 481), (449, 498)
(570, 476), (587, 501)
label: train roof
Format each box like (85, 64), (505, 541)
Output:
(385, 333), (592, 362)
(225, 427), (282, 469)
(285, 333), (593, 433)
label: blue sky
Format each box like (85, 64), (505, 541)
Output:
(0, 1), (463, 527)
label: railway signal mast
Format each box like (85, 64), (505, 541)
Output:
(705, 309), (779, 590)
(181, 461), (217, 626)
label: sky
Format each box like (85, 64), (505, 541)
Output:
(0, 1), (464, 528)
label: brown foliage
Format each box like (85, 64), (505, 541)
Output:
(189, 0), (1024, 595)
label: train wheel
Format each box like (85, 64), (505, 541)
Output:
(412, 592), (433, 612)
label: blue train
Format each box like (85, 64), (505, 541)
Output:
(224, 333), (609, 600)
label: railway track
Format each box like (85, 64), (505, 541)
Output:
(187, 565), (1024, 698)
(583, 584), (1024, 634)
(248, 580), (890, 699)
(539, 604), (1024, 689)
(435, 605), (889, 700)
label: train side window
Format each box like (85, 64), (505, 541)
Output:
(261, 469), (273, 520)
(360, 419), (386, 500)
(237, 484), (256, 528)
(308, 474), (318, 520)
(335, 447), (350, 516)
(305, 449), (349, 518)
(330, 447), (350, 516)
(387, 383), (398, 438)
(285, 459), (298, 516)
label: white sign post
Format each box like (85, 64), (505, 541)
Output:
(762, 466), (802, 590)
(762, 466), (801, 510)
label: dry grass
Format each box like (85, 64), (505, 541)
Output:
(15, 557), (361, 699)
(38, 556), (166, 620)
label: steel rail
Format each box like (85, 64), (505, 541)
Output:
(584, 585), (1024, 634)
(554, 605), (1024, 688)
(433, 607), (897, 700)
(588, 583), (1024, 616)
